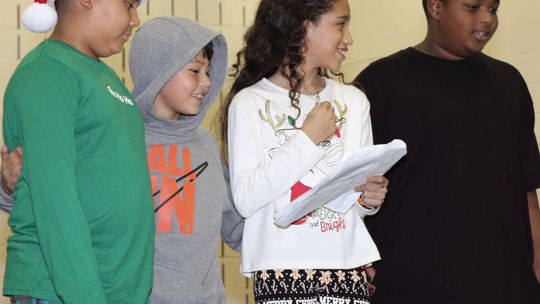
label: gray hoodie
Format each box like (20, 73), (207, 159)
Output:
(130, 17), (244, 304)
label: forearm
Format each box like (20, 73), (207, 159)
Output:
(229, 127), (324, 218)
(228, 95), (331, 217)
(221, 198), (244, 251)
(25, 143), (107, 303)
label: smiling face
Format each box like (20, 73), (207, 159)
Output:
(152, 51), (212, 120)
(303, 0), (353, 72)
(428, 0), (500, 60)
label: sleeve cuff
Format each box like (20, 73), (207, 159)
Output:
(0, 176), (15, 213)
(353, 198), (380, 218)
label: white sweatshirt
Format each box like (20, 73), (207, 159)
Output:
(228, 78), (380, 275)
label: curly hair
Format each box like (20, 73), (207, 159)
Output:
(218, 0), (339, 158)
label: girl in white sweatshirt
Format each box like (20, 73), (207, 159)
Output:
(219, 0), (389, 303)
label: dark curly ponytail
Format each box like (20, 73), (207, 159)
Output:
(218, 0), (339, 158)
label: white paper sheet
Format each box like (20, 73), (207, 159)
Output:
(274, 139), (407, 227)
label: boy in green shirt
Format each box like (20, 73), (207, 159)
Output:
(2, 0), (154, 303)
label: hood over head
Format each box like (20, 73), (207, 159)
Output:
(129, 16), (227, 137)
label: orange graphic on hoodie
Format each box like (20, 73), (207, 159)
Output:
(148, 145), (196, 235)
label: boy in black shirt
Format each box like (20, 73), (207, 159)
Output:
(355, 1), (540, 303)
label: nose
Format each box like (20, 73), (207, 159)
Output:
(130, 6), (140, 28)
(199, 73), (211, 89)
(479, 8), (496, 24)
(343, 27), (353, 46)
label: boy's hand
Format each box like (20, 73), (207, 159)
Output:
(355, 176), (388, 208)
(302, 101), (337, 145)
(364, 265), (377, 296)
(1, 146), (23, 195)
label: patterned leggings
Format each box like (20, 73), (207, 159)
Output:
(10, 296), (57, 304)
(253, 267), (370, 304)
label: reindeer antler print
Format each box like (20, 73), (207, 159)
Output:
(259, 100), (286, 132)
(333, 99), (348, 130)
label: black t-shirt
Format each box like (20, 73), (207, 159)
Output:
(355, 47), (540, 304)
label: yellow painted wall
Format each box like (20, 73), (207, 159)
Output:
(0, 1), (538, 303)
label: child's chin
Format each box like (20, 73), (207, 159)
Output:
(182, 110), (201, 117)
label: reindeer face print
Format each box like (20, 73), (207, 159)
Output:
(258, 98), (348, 227)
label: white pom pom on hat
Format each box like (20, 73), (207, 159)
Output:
(22, 0), (147, 33)
(22, 0), (57, 33)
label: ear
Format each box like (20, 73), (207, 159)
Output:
(426, 0), (444, 21)
(304, 20), (317, 32)
(303, 20), (315, 52)
(78, 0), (93, 9)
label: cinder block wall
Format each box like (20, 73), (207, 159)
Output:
(0, 1), (538, 303)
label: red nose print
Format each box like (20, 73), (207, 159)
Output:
(290, 181), (313, 225)
(290, 181), (311, 201)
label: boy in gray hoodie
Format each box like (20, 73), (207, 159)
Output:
(1, 16), (244, 303)
(131, 16), (244, 303)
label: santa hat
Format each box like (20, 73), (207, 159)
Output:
(22, 0), (147, 34)
(22, 0), (57, 33)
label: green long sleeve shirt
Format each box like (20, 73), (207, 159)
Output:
(2, 40), (154, 303)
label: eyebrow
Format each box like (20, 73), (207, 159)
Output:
(191, 59), (208, 64)
(335, 15), (350, 22)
